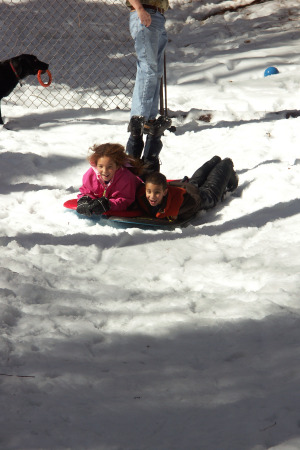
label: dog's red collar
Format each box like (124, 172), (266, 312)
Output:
(10, 60), (19, 79)
(9, 60), (23, 86)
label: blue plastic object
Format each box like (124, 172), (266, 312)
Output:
(264, 66), (279, 77)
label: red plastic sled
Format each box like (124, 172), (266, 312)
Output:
(63, 198), (192, 228)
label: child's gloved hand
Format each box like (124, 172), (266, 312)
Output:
(76, 196), (94, 216)
(90, 196), (110, 215)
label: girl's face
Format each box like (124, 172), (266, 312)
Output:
(96, 156), (118, 182)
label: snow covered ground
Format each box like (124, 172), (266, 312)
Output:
(1, 1), (300, 449)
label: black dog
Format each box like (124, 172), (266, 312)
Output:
(0, 54), (49, 124)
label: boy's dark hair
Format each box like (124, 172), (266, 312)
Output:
(145, 172), (168, 190)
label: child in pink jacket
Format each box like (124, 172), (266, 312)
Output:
(77, 143), (143, 217)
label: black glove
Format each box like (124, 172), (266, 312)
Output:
(76, 196), (94, 217)
(90, 196), (110, 215)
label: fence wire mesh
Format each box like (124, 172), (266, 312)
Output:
(0, 0), (136, 111)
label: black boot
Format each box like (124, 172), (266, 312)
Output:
(189, 155), (222, 187)
(128, 115), (145, 137)
(226, 169), (239, 192)
(198, 158), (234, 209)
(144, 116), (172, 137)
(141, 157), (161, 181)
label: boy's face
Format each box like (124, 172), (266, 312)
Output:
(145, 182), (168, 207)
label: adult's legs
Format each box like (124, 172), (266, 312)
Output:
(143, 135), (162, 160)
(126, 115), (145, 158)
(126, 135), (144, 159)
(126, 131), (162, 176)
(148, 17), (168, 120)
(126, 114), (167, 160)
(129, 11), (168, 120)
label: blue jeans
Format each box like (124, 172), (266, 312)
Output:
(129, 9), (168, 120)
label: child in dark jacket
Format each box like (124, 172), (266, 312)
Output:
(137, 156), (238, 221)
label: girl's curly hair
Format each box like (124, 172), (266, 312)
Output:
(88, 143), (143, 175)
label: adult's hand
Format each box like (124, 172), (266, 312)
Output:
(129, 0), (151, 27)
(137, 8), (151, 27)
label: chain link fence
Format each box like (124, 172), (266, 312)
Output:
(0, 0), (136, 111)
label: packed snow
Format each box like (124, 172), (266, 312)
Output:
(1, 1), (300, 449)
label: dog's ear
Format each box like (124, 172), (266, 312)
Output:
(13, 55), (31, 78)
(14, 55), (39, 78)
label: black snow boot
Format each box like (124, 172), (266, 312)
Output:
(144, 115), (172, 137)
(128, 115), (145, 137)
(226, 169), (239, 192)
(198, 158), (234, 209)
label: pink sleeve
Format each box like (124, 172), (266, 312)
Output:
(108, 171), (143, 211)
(77, 168), (104, 199)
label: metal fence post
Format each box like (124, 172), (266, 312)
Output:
(159, 53), (168, 116)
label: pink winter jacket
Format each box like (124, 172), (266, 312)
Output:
(78, 166), (143, 211)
